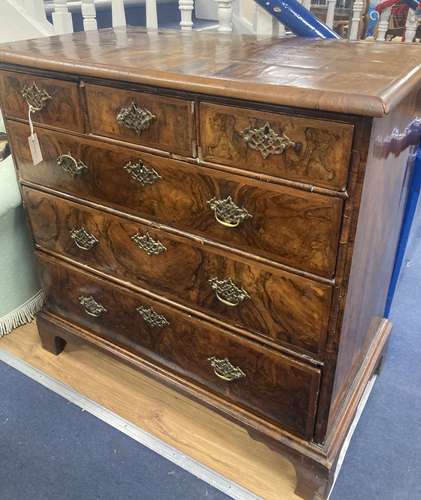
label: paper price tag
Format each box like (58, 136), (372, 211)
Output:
(27, 105), (43, 165)
(28, 133), (43, 166)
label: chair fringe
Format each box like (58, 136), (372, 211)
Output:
(0, 290), (45, 337)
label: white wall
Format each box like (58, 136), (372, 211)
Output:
(0, 0), (54, 44)
(239, 0), (255, 24)
(195, 0), (218, 21)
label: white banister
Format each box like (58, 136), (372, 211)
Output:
(81, 0), (97, 30)
(216, 0), (233, 32)
(179, 0), (194, 30)
(302, 0), (311, 11)
(349, 0), (364, 40)
(52, 0), (74, 34)
(325, 0), (336, 29)
(377, 6), (391, 41)
(111, 0), (126, 27)
(404, 8), (417, 43)
(146, 0), (158, 29)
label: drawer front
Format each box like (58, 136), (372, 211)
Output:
(11, 123), (343, 278)
(39, 255), (321, 439)
(199, 102), (354, 191)
(0, 71), (83, 132)
(24, 188), (332, 354)
(85, 84), (195, 157)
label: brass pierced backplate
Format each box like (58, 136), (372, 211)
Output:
(78, 295), (107, 317)
(116, 101), (156, 135)
(57, 154), (88, 177)
(21, 82), (52, 112)
(131, 232), (167, 256)
(137, 305), (169, 328)
(124, 160), (161, 185)
(208, 277), (250, 307)
(240, 122), (297, 159)
(208, 357), (246, 382)
(208, 196), (252, 228)
(70, 227), (98, 251)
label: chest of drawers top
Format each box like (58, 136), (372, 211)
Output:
(1, 30), (420, 494)
(0, 27), (420, 117)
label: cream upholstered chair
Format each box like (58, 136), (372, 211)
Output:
(0, 111), (43, 336)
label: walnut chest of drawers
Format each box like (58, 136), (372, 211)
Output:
(1, 28), (420, 499)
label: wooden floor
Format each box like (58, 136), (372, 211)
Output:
(0, 321), (300, 500)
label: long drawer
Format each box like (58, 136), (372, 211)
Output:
(0, 70), (83, 132)
(199, 102), (354, 191)
(24, 187), (332, 354)
(10, 122), (343, 278)
(38, 254), (321, 439)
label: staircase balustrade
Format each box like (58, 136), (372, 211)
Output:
(52, 0), (73, 33)
(349, 0), (364, 40)
(216, 0), (233, 32)
(404, 8), (417, 43)
(179, 0), (194, 30)
(81, 0), (97, 30)
(2, 0), (418, 48)
(325, 0), (336, 28)
(111, 0), (127, 26)
(377, 5), (392, 40)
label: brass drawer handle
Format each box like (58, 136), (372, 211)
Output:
(131, 231), (167, 256)
(240, 122), (299, 159)
(208, 356), (246, 382)
(70, 227), (99, 251)
(78, 295), (107, 317)
(21, 82), (52, 112)
(208, 277), (250, 307)
(137, 305), (169, 328)
(124, 160), (161, 186)
(57, 153), (88, 177)
(116, 101), (156, 135)
(208, 196), (252, 228)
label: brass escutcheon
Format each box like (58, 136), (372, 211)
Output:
(208, 356), (246, 381)
(78, 295), (107, 317)
(207, 196), (252, 228)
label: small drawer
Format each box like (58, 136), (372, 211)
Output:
(24, 187), (332, 355)
(199, 102), (354, 191)
(85, 83), (195, 157)
(11, 122), (343, 278)
(0, 70), (83, 132)
(39, 255), (321, 439)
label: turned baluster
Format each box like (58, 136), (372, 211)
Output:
(349, 0), (364, 40)
(404, 8), (417, 43)
(112, 0), (127, 27)
(179, 0), (194, 30)
(216, 0), (233, 32)
(52, 0), (74, 34)
(326, 0), (336, 29)
(81, 0), (97, 30)
(376, 6), (391, 41)
(146, 0), (158, 29)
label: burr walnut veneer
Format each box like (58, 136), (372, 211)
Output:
(1, 28), (420, 499)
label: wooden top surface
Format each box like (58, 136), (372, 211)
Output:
(0, 27), (420, 116)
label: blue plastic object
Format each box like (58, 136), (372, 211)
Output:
(385, 145), (421, 316)
(366, 0), (381, 37)
(254, 0), (341, 39)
